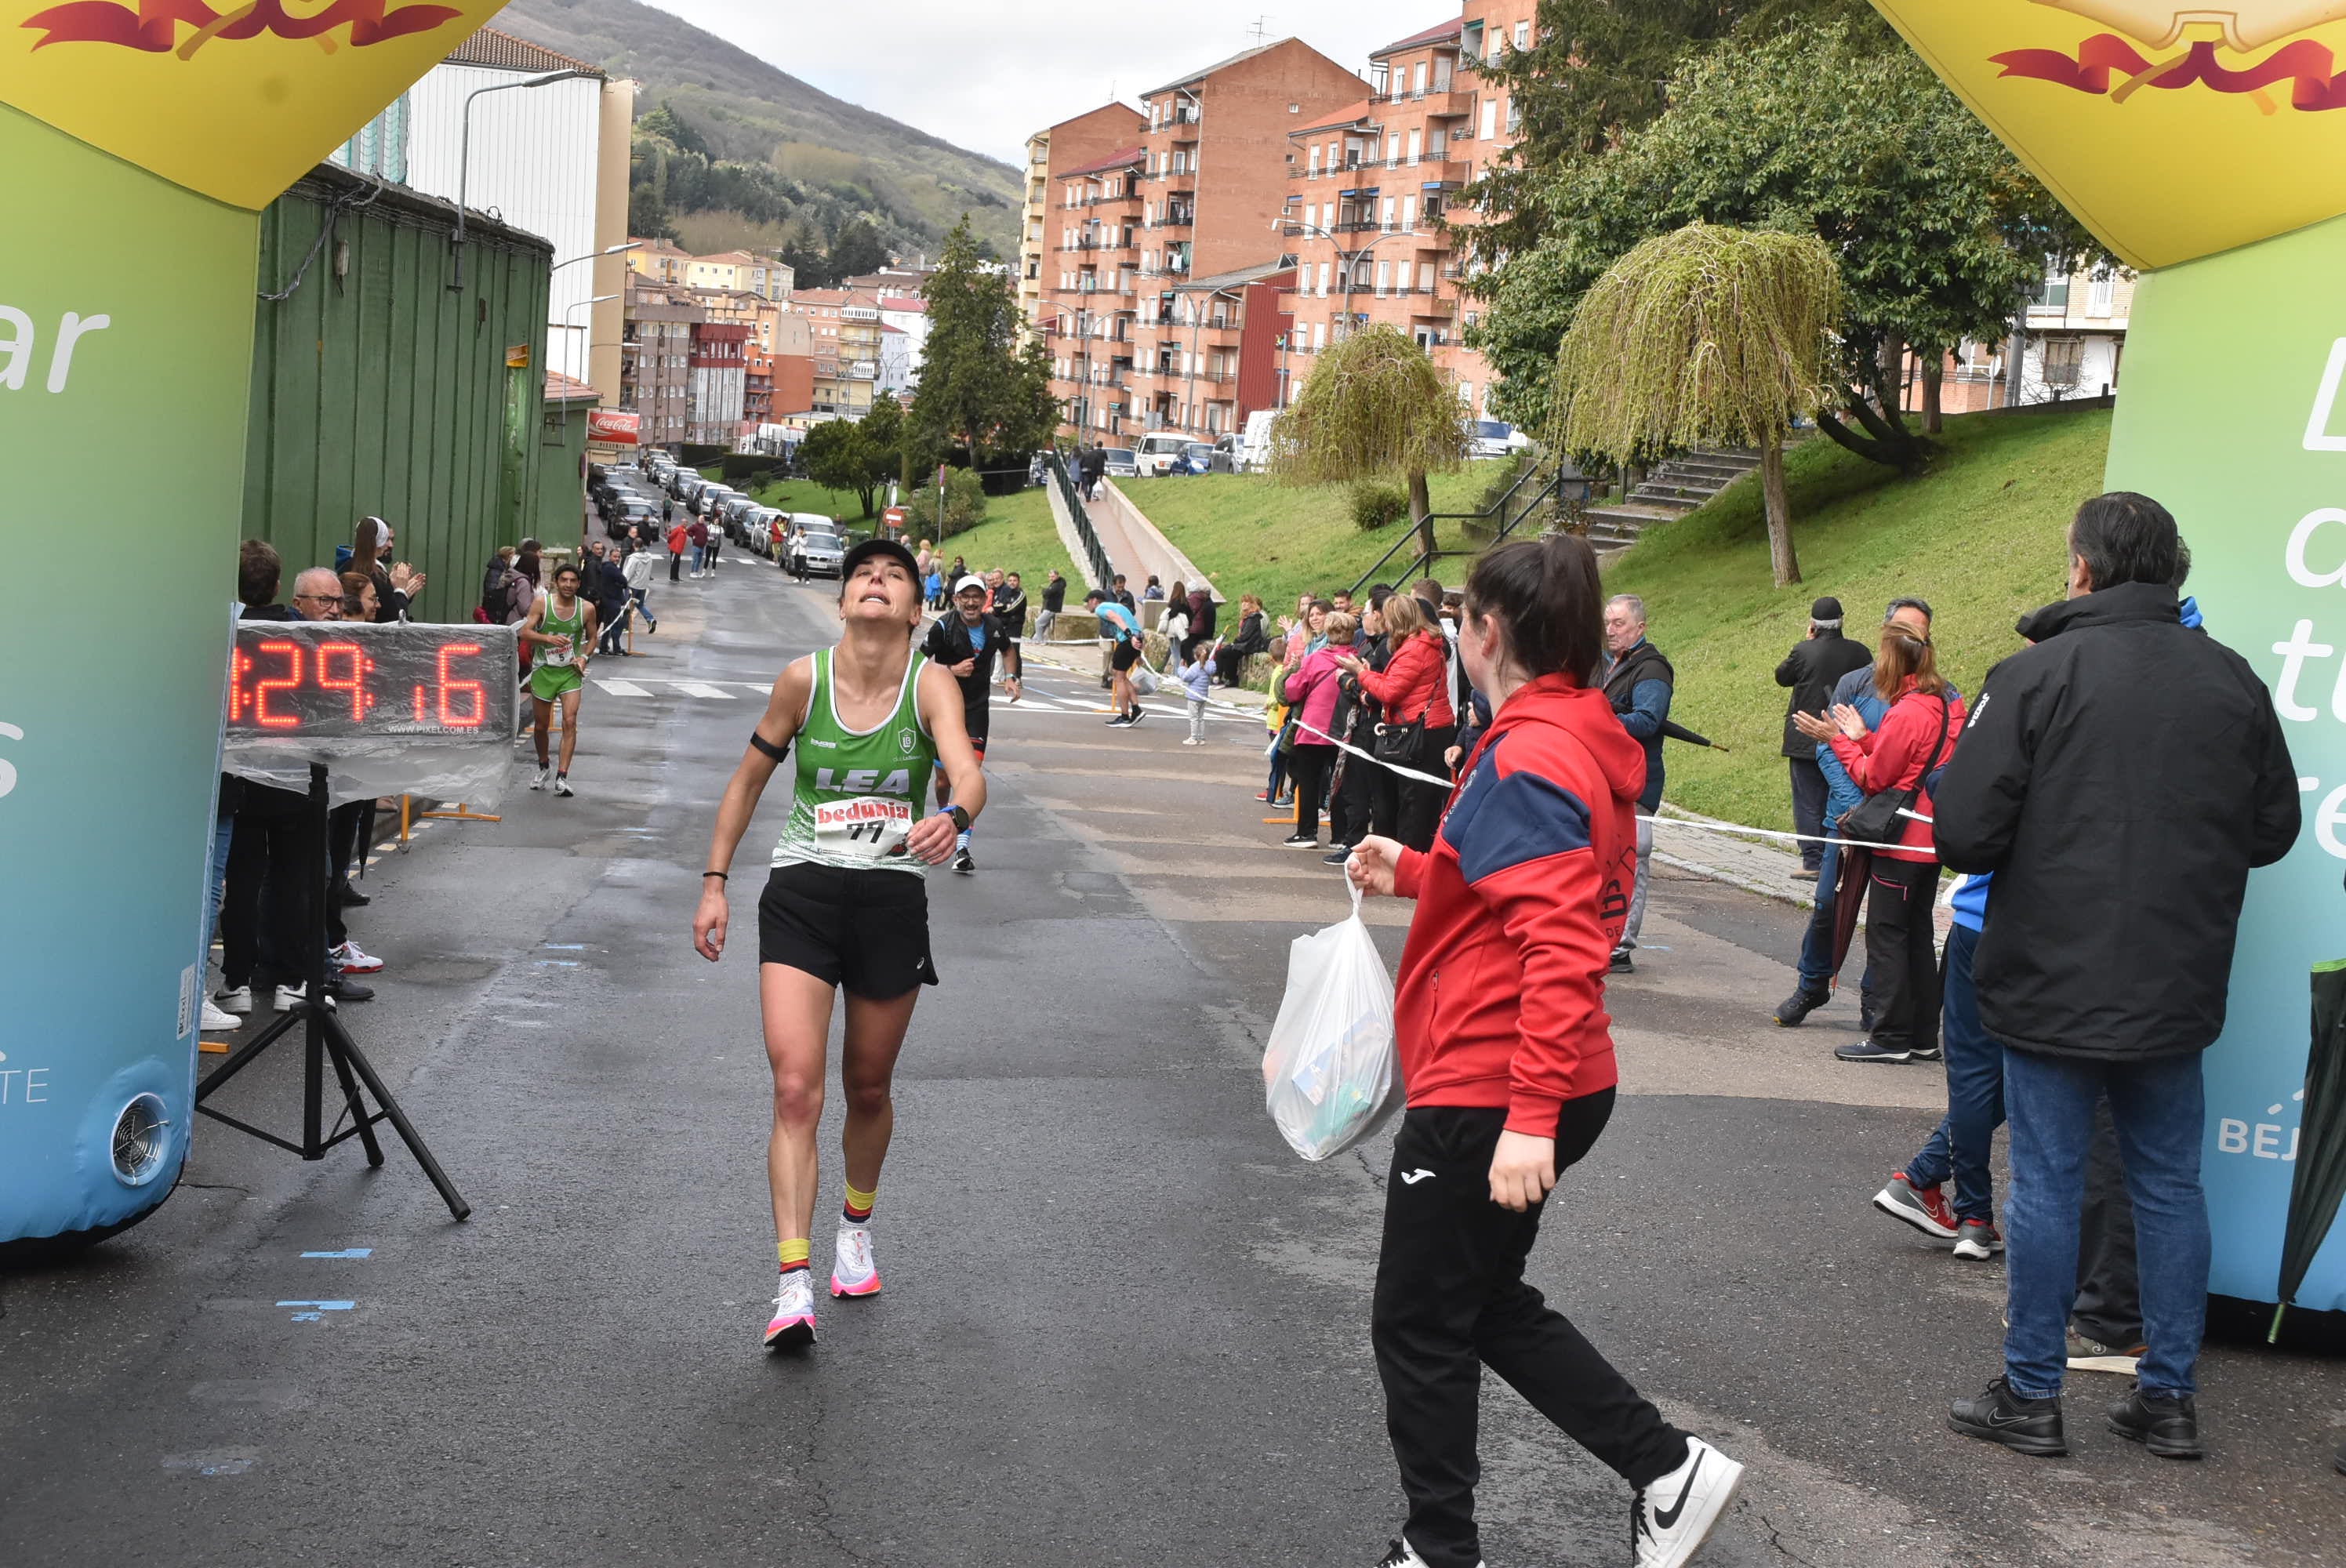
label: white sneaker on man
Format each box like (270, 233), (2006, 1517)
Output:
(1631, 1437), (1744, 1568)
(212, 985), (252, 1014)
(199, 999), (242, 1032)
(331, 939), (384, 974)
(831, 1221), (881, 1298)
(531, 766), (550, 790)
(272, 982), (336, 1013)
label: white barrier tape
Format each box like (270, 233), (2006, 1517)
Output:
(1291, 717), (1948, 857)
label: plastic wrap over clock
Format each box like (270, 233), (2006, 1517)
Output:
(221, 622), (523, 806)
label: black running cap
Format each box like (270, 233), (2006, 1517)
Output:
(841, 538), (919, 583)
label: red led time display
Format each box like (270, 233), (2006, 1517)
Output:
(224, 623), (517, 739)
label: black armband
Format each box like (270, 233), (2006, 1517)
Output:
(748, 730), (788, 762)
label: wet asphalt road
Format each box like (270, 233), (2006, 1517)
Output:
(2, 553), (2341, 1568)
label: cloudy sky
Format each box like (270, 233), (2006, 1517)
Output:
(643, 0), (1447, 166)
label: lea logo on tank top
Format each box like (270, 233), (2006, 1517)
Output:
(813, 768), (914, 795)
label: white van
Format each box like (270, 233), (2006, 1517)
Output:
(1239, 409), (1280, 474)
(1134, 432), (1192, 477)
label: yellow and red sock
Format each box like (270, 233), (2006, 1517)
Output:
(777, 1237), (810, 1276)
(842, 1181), (876, 1226)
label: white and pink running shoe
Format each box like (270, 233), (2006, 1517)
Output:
(763, 1271), (816, 1350)
(831, 1222), (881, 1299)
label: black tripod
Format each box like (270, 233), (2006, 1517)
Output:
(198, 763), (470, 1220)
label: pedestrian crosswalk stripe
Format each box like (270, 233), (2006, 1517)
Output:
(595, 678), (652, 697)
(673, 681), (736, 699)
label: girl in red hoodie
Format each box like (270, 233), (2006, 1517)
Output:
(1347, 535), (1743, 1568)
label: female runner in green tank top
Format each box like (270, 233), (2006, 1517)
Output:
(693, 538), (985, 1350)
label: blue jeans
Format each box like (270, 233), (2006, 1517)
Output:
(2001, 1047), (2210, 1399)
(1795, 836), (1876, 1010)
(691, 544), (706, 572)
(1902, 924), (2003, 1222)
(207, 810), (234, 949)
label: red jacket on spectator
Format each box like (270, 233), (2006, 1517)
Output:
(1828, 679), (1965, 862)
(1358, 630), (1456, 728)
(1389, 674), (1643, 1133)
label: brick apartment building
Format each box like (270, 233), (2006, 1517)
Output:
(1035, 40), (1358, 441)
(687, 321), (750, 446)
(1279, 3), (1537, 423)
(619, 278), (705, 449)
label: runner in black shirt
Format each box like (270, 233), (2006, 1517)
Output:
(990, 568), (1028, 694)
(921, 575), (1021, 874)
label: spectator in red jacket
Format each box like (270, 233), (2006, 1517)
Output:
(1346, 533), (1743, 1568)
(1814, 622), (1966, 1065)
(1340, 590), (1456, 851)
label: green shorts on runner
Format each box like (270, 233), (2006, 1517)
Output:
(531, 664), (584, 702)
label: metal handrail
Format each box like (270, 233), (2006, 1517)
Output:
(1048, 450), (1114, 587)
(1346, 457), (1567, 599)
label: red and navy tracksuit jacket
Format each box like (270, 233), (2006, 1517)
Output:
(1389, 673), (1647, 1135)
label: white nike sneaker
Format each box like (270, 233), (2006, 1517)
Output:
(530, 766), (549, 790)
(1373, 1538), (1477, 1568)
(831, 1221), (881, 1298)
(199, 999), (242, 1032)
(764, 1270), (817, 1349)
(1632, 1436), (1744, 1568)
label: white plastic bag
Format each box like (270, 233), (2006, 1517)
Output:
(1131, 664), (1161, 696)
(1262, 882), (1401, 1161)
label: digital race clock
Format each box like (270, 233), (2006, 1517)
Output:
(225, 620), (518, 739)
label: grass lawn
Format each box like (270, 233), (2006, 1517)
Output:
(926, 485), (1081, 593)
(743, 476), (873, 523)
(1117, 463), (1517, 615)
(1606, 405), (2113, 828)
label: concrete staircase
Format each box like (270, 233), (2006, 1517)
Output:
(1583, 445), (1767, 553)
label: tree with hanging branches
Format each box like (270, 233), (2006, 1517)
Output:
(1552, 223), (1843, 588)
(1267, 325), (1470, 563)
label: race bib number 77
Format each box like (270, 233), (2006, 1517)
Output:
(813, 797), (913, 859)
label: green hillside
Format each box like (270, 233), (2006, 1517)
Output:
(1114, 466), (1513, 615)
(1607, 406), (2114, 826)
(496, 0), (1021, 256)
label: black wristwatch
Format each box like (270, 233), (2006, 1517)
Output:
(946, 804), (971, 832)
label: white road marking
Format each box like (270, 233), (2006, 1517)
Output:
(594, 678), (652, 697)
(671, 681), (737, 699)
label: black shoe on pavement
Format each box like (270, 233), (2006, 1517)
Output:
(2108, 1385), (2203, 1459)
(1950, 1377), (2068, 1457)
(952, 848), (975, 875)
(1281, 833), (1319, 848)
(1609, 948), (1635, 975)
(335, 880), (371, 908)
(322, 974), (374, 1004)
(1774, 985), (1828, 1027)
(1323, 847), (1353, 867)
(1125, 706), (1146, 726)
(1836, 1037), (1914, 1063)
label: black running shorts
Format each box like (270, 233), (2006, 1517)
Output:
(758, 862), (938, 998)
(1110, 640), (1141, 672)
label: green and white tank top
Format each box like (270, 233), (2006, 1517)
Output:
(772, 646), (937, 875)
(534, 592), (589, 670)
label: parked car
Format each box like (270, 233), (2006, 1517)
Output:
(1175, 441), (1216, 476)
(1101, 448), (1139, 478)
(1466, 419), (1534, 459)
(1133, 432), (1193, 477)
(790, 528), (846, 579)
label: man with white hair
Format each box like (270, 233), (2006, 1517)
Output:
(1600, 594), (1671, 974)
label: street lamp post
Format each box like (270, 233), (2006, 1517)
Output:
(1276, 216), (1417, 350)
(450, 67), (590, 292)
(1181, 283), (1243, 443)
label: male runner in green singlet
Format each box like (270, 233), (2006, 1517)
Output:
(519, 561), (596, 797)
(922, 575), (1020, 874)
(693, 539), (986, 1351)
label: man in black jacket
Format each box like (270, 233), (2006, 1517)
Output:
(1934, 492), (2300, 1462)
(1774, 596), (1871, 875)
(923, 575), (1022, 874)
